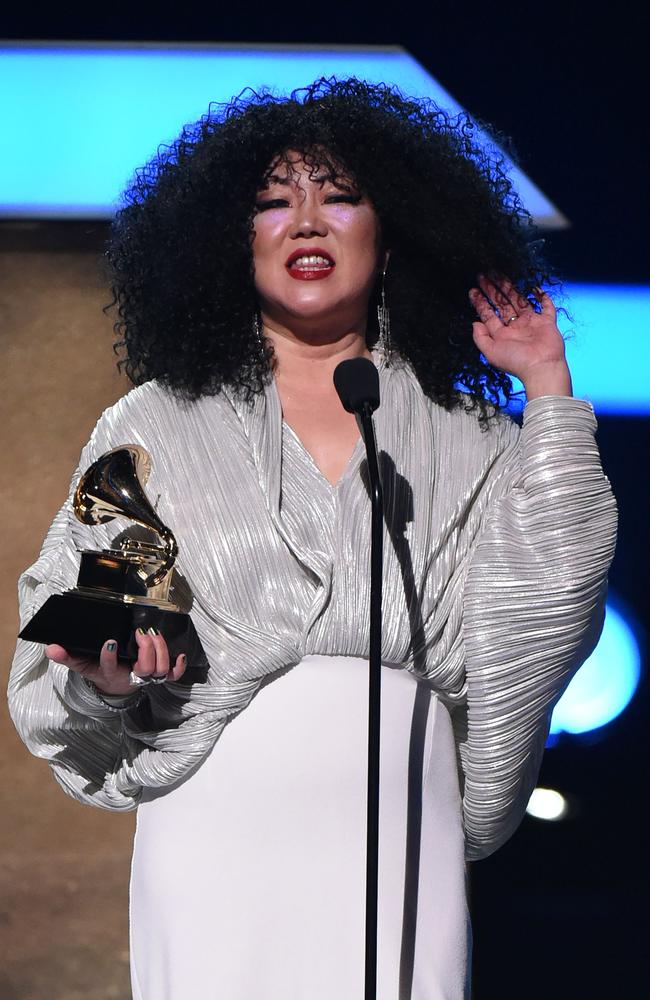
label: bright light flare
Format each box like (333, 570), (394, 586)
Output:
(550, 601), (642, 736)
(526, 787), (569, 821)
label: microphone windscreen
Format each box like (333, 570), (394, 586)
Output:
(333, 358), (380, 414)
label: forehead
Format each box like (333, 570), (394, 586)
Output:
(259, 148), (355, 187)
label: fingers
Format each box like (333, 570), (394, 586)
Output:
(479, 275), (522, 321)
(492, 277), (531, 315)
(468, 287), (501, 335)
(533, 286), (557, 319)
(45, 643), (74, 665)
(45, 643), (94, 674)
(98, 639), (127, 687)
(130, 627), (187, 685)
(131, 627), (167, 680)
(470, 275), (554, 331)
(46, 640), (130, 694)
(46, 633), (186, 689)
(169, 652), (188, 682)
(471, 321), (493, 354)
(145, 627), (169, 678)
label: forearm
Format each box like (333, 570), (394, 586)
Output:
(460, 395), (617, 859)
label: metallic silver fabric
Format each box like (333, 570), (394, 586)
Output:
(8, 354), (617, 859)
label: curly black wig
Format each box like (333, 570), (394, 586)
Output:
(108, 77), (555, 418)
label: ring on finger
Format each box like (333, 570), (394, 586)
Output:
(129, 670), (154, 687)
(129, 670), (167, 687)
(504, 313), (518, 325)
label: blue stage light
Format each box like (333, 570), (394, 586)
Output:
(0, 42), (563, 224)
(2, 45), (648, 414)
(506, 284), (650, 415)
(550, 598), (642, 736)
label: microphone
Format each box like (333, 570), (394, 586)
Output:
(333, 357), (380, 415)
(333, 354), (383, 1000)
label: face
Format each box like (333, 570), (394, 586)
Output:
(252, 152), (382, 337)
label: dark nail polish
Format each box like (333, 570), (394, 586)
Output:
(106, 641), (117, 653)
(147, 627), (159, 636)
(137, 627), (146, 635)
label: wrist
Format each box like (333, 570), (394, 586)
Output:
(522, 361), (573, 401)
(83, 676), (145, 710)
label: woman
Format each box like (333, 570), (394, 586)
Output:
(9, 78), (617, 999)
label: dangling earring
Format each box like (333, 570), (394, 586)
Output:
(254, 311), (265, 353)
(377, 268), (392, 366)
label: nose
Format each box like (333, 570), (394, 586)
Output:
(289, 193), (328, 239)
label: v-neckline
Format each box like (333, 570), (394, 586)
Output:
(273, 348), (386, 491)
(282, 420), (364, 492)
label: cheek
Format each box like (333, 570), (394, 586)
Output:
(353, 221), (382, 280)
(251, 229), (264, 269)
(251, 220), (277, 266)
(251, 227), (283, 300)
(352, 212), (382, 266)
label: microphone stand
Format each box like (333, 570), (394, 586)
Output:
(333, 357), (383, 1000)
(357, 401), (384, 1000)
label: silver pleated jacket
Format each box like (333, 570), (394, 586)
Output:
(8, 355), (618, 860)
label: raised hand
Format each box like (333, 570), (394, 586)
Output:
(468, 275), (572, 400)
(45, 628), (187, 697)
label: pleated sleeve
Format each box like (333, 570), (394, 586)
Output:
(459, 395), (618, 860)
(8, 460), (148, 810)
(7, 394), (225, 813)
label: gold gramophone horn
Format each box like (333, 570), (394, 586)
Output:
(18, 442), (199, 659)
(74, 445), (178, 588)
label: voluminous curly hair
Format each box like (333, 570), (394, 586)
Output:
(107, 76), (554, 418)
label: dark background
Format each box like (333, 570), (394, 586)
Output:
(2, 5), (647, 997)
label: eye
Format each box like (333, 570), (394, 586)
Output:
(255, 198), (290, 212)
(324, 194), (362, 205)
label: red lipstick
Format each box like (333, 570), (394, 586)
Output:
(285, 247), (335, 281)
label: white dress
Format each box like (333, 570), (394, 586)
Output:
(130, 656), (470, 1000)
(130, 425), (470, 999)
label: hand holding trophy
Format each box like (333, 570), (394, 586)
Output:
(44, 628), (188, 696)
(19, 445), (199, 694)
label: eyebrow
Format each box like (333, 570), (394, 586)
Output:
(259, 173), (357, 191)
(263, 174), (291, 186)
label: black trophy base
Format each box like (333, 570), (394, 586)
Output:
(19, 592), (197, 662)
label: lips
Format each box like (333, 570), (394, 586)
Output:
(286, 247), (336, 281)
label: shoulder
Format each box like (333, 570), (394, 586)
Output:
(430, 396), (521, 488)
(439, 390), (517, 430)
(92, 381), (239, 433)
(393, 361), (520, 455)
(92, 381), (185, 429)
(83, 382), (241, 464)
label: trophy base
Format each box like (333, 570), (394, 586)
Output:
(18, 592), (198, 662)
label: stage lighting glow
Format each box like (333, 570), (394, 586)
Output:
(506, 284), (650, 415)
(526, 788), (569, 821)
(0, 42), (563, 224)
(2, 46), (648, 414)
(550, 600), (642, 736)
